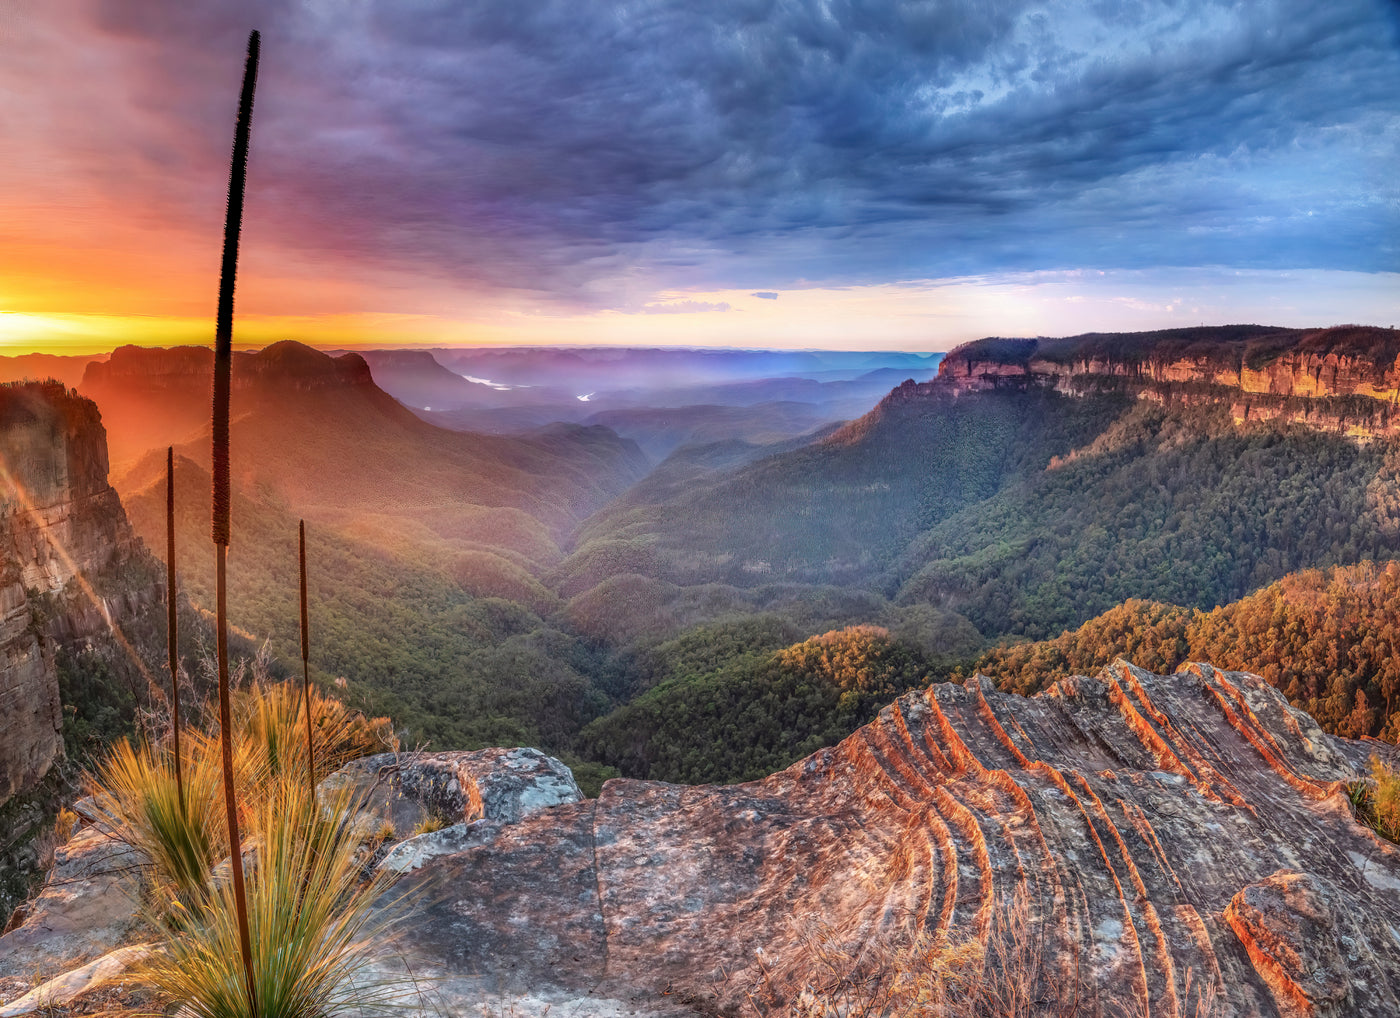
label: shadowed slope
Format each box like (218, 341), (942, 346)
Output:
(84, 342), (649, 548)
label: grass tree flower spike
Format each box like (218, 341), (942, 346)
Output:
(211, 28), (260, 1018)
(300, 519), (316, 797)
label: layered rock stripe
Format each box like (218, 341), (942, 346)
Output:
(382, 661), (1400, 1018)
(925, 326), (1400, 439)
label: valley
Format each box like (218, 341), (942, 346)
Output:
(6, 325), (1400, 798)
(8, 325), (1400, 1015)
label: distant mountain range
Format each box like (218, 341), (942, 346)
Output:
(82, 342), (649, 544)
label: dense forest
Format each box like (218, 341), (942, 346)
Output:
(116, 388), (1400, 786)
(892, 402), (1392, 638)
(581, 624), (937, 783)
(977, 559), (1400, 743)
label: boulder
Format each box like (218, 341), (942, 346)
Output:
(323, 746), (583, 836)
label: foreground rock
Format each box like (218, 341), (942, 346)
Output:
(0, 944), (151, 1018)
(378, 661), (1400, 1017)
(5, 662), (1397, 1017)
(325, 747), (582, 830)
(0, 822), (148, 980)
(0, 382), (160, 919)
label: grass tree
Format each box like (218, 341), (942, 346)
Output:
(143, 777), (407, 1018)
(211, 28), (260, 1016)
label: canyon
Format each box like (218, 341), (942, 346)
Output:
(6, 327), (1400, 1015)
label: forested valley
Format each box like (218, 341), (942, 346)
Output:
(35, 328), (1400, 791)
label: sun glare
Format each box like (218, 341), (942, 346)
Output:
(0, 311), (70, 350)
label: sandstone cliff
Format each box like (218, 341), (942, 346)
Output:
(0, 382), (156, 916)
(915, 325), (1400, 437)
(373, 661), (1399, 1017)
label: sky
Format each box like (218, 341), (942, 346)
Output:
(0, 0), (1397, 354)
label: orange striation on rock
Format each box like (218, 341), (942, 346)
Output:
(377, 660), (1400, 1016)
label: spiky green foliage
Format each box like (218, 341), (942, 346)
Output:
(142, 777), (411, 1018)
(87, 733), (227, 901)
(86, 678), (393, 904)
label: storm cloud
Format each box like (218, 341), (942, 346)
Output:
(21, 0), (1400, 310)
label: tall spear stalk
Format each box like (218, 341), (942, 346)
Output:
(166, 447), (183, 805)
(299, 519), (316, 797)
(212, 29), (259, 1018)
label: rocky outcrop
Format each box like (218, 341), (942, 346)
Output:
(0, 817), (149, 980)
(916, 325), (1400, 438)
(0, 382), (158, 924)
(374, 661), (1400, 1017)
(5, 661), (1398, 1017)
(1224, 870), (1350, 1018)
(324, 747), (583, 842)
(0, 384), (149, 806)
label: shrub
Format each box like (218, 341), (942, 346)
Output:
(142, 777), (412, 1018)
(87, 731), (228, 902)
(410, 812), (449, 837)
(1350, 755), (1400, 843)
(234, 677), (396, 788)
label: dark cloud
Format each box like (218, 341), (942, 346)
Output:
(752, 292), (780, 299)
(77, 0), (1400, 305)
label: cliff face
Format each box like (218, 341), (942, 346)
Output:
(0, 382), (150, 804)
(375, 661), (1400, 1018)
(923, 325), (1400, 437)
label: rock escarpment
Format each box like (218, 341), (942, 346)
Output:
(0, 383), (149, 805)
(0, 382), (157, 920)
(909, 325), (1400, 437)
(81, 342), (374, 395)
(379, 661), (1400, 1017)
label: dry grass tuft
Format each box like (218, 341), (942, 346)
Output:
(234, 677), (395, 788)
(1348, 754), (1400, 843)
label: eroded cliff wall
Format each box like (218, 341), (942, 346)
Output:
(0, 382), (151, 804)
(926, 325), (1400, 437)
